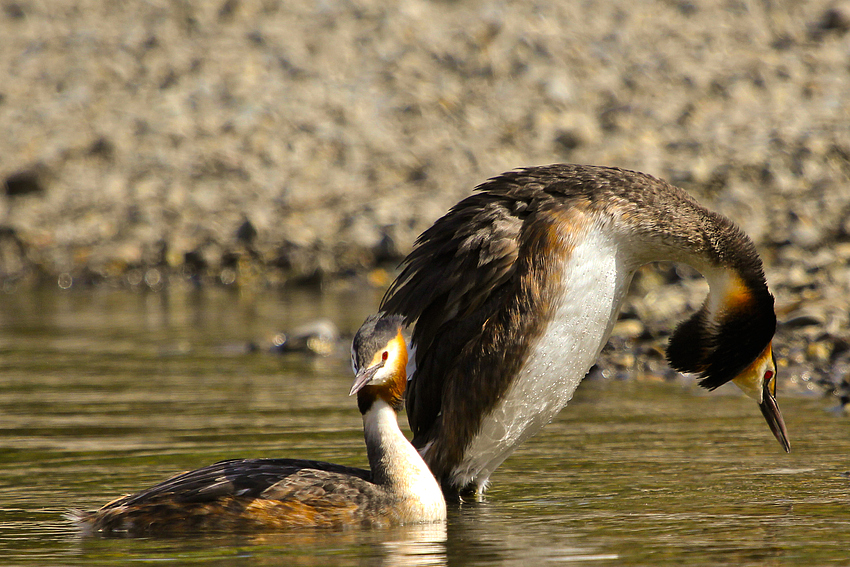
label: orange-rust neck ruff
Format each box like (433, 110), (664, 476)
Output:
(381, 164), (781, 497)
(73, 315), (445, 535)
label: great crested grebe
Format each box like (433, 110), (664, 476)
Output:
(380, 163), (790, 498)
(73, 315), (445, 535)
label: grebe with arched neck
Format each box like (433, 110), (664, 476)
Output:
(380, 163), (789, 499)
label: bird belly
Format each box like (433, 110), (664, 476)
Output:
(452, 226), (632, 489)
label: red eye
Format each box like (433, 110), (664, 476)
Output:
(764, 370), (773, 381)
(382, 351), (388, 361)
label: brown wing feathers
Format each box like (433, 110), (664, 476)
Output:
(382, 164), (776, 451)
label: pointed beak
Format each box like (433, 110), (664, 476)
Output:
(349, 361), (383, 396)
(759, 377), (791, 453)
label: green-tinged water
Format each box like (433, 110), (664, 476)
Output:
(0, 286), (848, 566)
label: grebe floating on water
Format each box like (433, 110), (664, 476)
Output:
(74, 315), (445, 535)
(380, 164), (789, 499)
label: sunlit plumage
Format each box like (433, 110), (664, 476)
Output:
(380, 163), (789, 498)
(73, 315), (445, 535)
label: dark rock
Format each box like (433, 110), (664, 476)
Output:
(810, 4), (850, 39)
(781, 313), (826, 329)
(554, 129), (582, 155)
(3, 2), (24, 20)
(4, 168), (45, 197)
(235, 217), (257, 246)
(88, 136), (115, 160)
(219, 0), (239, 21)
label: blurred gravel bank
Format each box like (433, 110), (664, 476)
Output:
(1, 0), (849, 396)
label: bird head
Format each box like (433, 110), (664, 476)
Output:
(350, 314), (408, 412)
(667, 271), (789, 452)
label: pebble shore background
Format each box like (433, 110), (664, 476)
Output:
(1, 0), (849, 399)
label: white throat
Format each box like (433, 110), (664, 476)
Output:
(363, 400), (446, 522)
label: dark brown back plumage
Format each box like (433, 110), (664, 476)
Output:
(381, 164), (775, 490)
(73, 458), (397, 535)
(74, 315), (446, 535)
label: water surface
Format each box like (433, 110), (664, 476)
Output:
(0, 286), (847, 566)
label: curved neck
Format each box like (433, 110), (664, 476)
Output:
(662, 251), (775, 390)
(362, 401), (445, 500)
